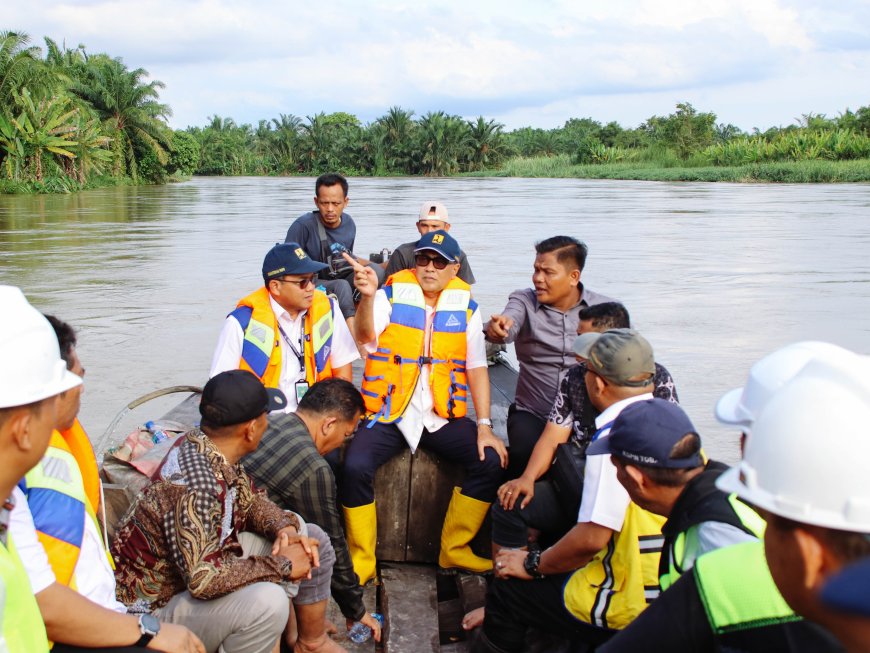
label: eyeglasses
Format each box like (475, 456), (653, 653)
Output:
(414, 254), (451, 270)
(275, 276), (316, 288)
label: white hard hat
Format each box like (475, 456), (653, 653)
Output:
(718, 352), (870, 532)
(715, 341), (854, 428)
(0, 286), (82, 409)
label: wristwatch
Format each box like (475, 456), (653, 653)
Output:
(523, 549), (545, 579)
(477, 418), (493, 428)
(135, 613), (161, 647)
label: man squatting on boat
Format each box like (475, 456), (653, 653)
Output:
(4, 172), (870, 653)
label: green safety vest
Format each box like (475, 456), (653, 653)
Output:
(0, 536), (50, 652)
(694, 540), (799, 637)
(660, 493), (766, 591)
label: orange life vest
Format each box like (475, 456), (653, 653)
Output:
(19, 424), (109, 587)
(230, 287), (335, 388)
(361, 269), (475, 423)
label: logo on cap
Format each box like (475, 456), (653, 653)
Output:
(295, 248), (306, 259)
(433, 234), (444, 244)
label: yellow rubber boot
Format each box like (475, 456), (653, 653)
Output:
(342, 503), (378, 585)
(438, 487), (493, 572)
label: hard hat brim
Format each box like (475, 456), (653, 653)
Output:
(715, 464), (769, 511)
(714, 387), (749, 426)
(0, 362), (83, 409)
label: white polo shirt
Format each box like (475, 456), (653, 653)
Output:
(576, 392), (654, 530)
(365, 288), (487, 452)
(210, 295), (359, 412)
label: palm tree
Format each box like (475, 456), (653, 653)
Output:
(466, 116), (507, 171)
(375, 106), (416, 173)
(0, 31), (50, 110)
(68, 54), (171, 179)
(417, 111), (472, 176)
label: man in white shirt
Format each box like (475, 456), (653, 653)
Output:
(474, 329), (665, 652)
(338, 231), (507, 584)
(210, 242), (359, 413)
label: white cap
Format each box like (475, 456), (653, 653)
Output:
(418, 201), (449, 223)
(717, 351), (870, 531)
(715, 341), (854, 428)
(0, 286), (82, 408)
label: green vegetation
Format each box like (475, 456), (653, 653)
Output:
(3, 28), (870, 193)
(0, 30), (197, 194)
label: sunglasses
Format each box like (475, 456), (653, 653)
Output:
(275, 276), (316, 288)
(414, 254), (452, 270)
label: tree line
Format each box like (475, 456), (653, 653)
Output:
(3, 29), (870, 193)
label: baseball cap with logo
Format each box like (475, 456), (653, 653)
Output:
(418, 201), (450, 223)
(415, 229), (461, 263)
(262, 243), (328, 282)
(200, 370), (287, 427)
(586, 398), (702, 469)
(573, 328), (655, 387)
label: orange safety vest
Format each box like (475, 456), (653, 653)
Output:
(230, 287), (335, 388)
(19, 422), (109, 587)
(361, 269), (475, 423)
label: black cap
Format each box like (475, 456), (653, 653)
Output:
(200, 370), (287, 426)
(262, 243), (328, 282)
(586, 398), (702, 469)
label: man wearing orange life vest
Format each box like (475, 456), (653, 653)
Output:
(339, 231), (508, 583)
(210, 242), (359, 410)
(11, 314), (203, 652)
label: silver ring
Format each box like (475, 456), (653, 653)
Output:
(506, 490), (513, 495)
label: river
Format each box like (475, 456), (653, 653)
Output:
(2, 176), (869, 463)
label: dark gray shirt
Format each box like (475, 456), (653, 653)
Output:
(285, 211), (356, 264)
(486, 285), (615, 419)
(385, 241), (476, 284)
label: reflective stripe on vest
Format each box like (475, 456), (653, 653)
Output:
(20, 431), (111, 587)
(660, 493), (766, 591)
(361, 270), (473, 424)
(0, 536), (50, 652)
(694, 540), (799, 635)
(232, 287), (335, 387)
(563, 502), (666, 630)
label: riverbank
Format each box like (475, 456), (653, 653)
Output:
(465, 155), (870, 183)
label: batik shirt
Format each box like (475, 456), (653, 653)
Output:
(549, 362), (679, 451)
(112, 430), (298, 612)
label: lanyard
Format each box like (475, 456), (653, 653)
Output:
(277, 323), (305, 372)
(591, 419), (615, 442)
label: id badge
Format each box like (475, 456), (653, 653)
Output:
(295, 380), (310, 403)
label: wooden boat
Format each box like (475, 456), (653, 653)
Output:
(99, 347), (520, 652)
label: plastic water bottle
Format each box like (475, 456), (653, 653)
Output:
(145, 420), (170, 444)
(348, 613), (383, 644)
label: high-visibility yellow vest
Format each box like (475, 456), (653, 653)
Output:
(695, 541), (799, 637)
(361, 270), (475, 423)
(231, 287), (335, 388)
(660, 493), (765, 591)
(0, 535), (50, 652)
(563, 502), (666, 631)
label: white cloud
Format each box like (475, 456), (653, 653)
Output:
(6, 0), (869, 130)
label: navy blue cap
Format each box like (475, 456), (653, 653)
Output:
(414, 230), (461, 263)
(200, 370), (287, 426)
(586, 398), (702, 468)
(262, 243), (327, 281)
(821, 556), (870, 617)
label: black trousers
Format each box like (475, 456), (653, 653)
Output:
(505, 405), (546, 480)
(491, 479), (577, 548)
(480, 574), (615, 653)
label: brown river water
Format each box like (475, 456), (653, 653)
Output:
(2, 176), (869, 463)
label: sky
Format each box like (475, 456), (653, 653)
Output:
(8, 0), (870, 132)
